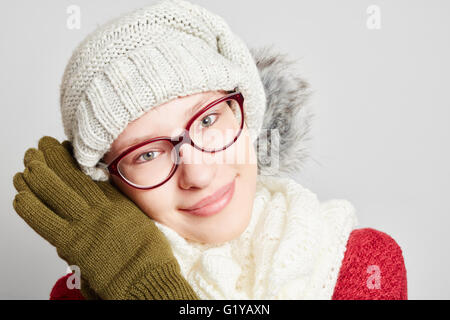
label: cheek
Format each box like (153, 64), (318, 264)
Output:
(223, 124), (257, 168)
(239, 127), (258, 173)
(134, 193), (167, 221)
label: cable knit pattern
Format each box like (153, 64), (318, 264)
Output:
(60, 0), (267, 181)
(152, 175), (357, 299)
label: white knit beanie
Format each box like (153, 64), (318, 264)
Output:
(60, 0), (267, 181)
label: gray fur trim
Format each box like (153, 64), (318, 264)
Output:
(250, 45), (313, 177)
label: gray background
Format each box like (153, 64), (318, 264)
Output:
(1, 0), (449, 299)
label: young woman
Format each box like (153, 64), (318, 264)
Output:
(12, 0), (407, 300)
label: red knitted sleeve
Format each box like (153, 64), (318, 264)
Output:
(49, 273), (85, 300)
(332, 228), (407, 300)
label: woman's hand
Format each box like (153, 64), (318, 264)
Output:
(12, 136), (198, 300)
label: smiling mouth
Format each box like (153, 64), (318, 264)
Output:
(179, 177), (236, 217)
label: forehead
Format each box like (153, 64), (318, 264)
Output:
(152, 89), (226, 116)
(130, 89), (226, 129)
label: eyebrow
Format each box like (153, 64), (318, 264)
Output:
(183, 95), (213, 119)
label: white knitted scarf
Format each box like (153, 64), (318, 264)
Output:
(154, 175), (358, 299)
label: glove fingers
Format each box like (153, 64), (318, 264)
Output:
(38, 136), (108, 206)
(61, 140), (73, 155)
(13, 172), (31, 193)
(13, 191), (69, 248)
(23, 160), (89, 221)
(23, 147), (46, 167)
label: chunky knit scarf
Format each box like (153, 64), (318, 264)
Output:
(154, 175), (358, 299)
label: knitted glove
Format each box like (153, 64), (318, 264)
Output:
(12, 136), (199, 300)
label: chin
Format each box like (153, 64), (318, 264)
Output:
(194, 210), (252, 245)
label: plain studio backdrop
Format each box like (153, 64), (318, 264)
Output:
(1, 0), (449, 299)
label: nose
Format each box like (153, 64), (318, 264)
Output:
(177, 143), (216, 190)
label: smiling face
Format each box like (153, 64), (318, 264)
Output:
(102, 90), (258, 245)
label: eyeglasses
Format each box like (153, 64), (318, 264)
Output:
(98, 90), (245, 190)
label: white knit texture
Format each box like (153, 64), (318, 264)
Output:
(154, 175), (358, 299)
(60, 0), (267, 181)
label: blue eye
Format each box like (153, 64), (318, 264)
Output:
(200, 113), (218, 128)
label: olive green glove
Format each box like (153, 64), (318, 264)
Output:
(12, 136), (199, 300)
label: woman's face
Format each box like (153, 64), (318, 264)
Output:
(102, 90), (258, 245)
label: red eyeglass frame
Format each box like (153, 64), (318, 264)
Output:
(97, 89), (245, 190)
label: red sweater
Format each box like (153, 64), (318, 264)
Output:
(49, 228), (407, 300)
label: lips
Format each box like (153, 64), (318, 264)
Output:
(179, 177), (236, 217)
